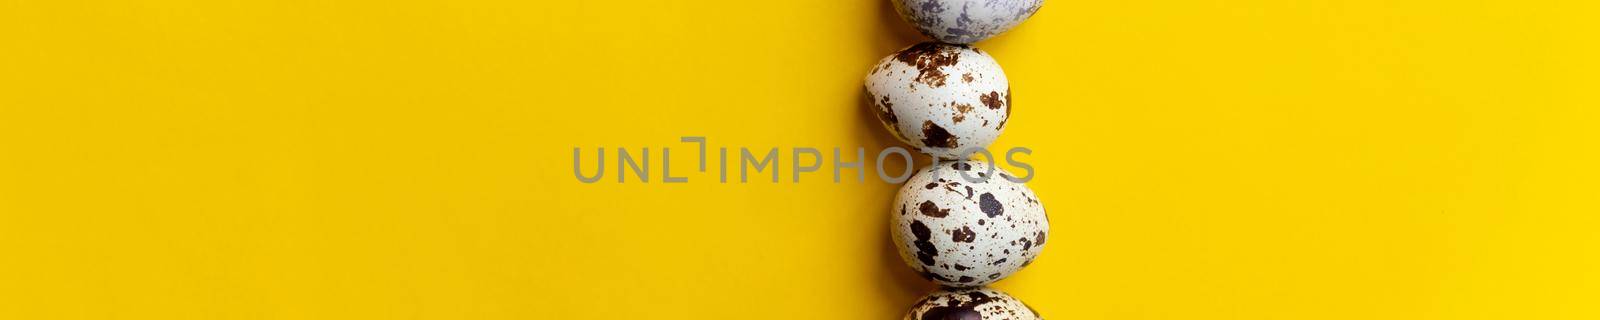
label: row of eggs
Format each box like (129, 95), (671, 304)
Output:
(873, 0), (1048, 319)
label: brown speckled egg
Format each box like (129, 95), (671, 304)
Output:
(891, 160), (1047, 287)
(893, 0), (1045, 44)
(904, 287), (1042, 320)
(866, 42), (1010, 160)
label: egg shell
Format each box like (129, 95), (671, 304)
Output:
(891, 160), (1047, 287)
(866, 42), (1010, 160)
(904, 287), (1042, 320)
(893, 0), (1044, 44)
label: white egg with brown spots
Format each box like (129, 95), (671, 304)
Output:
(891, 160), (1047, 287)
(866, 42), (1010, 160)
(893, 0), (1045, 44)
(904, 287), (1042, 320)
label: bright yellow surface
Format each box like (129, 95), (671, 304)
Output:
(3, 0), (1599, 319)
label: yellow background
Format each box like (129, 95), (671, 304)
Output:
(3, 0), (1599, 319)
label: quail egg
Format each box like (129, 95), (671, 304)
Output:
(904, 287), (1042, 320)
(893, 0), (1044, 44)
(866, 42), (1010, 160)
(891, 160), (1047, 287)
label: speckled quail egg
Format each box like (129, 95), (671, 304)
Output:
(891, 160), (1047, 287)
(893, 0), (1044, 44)
(866, 42), (1010, 160)
(904, 287), (1042, 320)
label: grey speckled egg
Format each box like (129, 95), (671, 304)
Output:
(893, 0), (1044, 44)
(891, 160), (1047, 287)
(904, 287), (1042, 320)
(866, 42), (1010, 160)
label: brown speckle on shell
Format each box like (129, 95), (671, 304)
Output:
(979, 192), (1004, 218)
(951, 102), (973, 123)
(920, 120), (959, 148)
(952, 226), (976, 243)
(893, 42), (963, 87)
(981, 91), (1004, 110)
(919, 200), (950, 217)
(876, 94), (898, 125)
